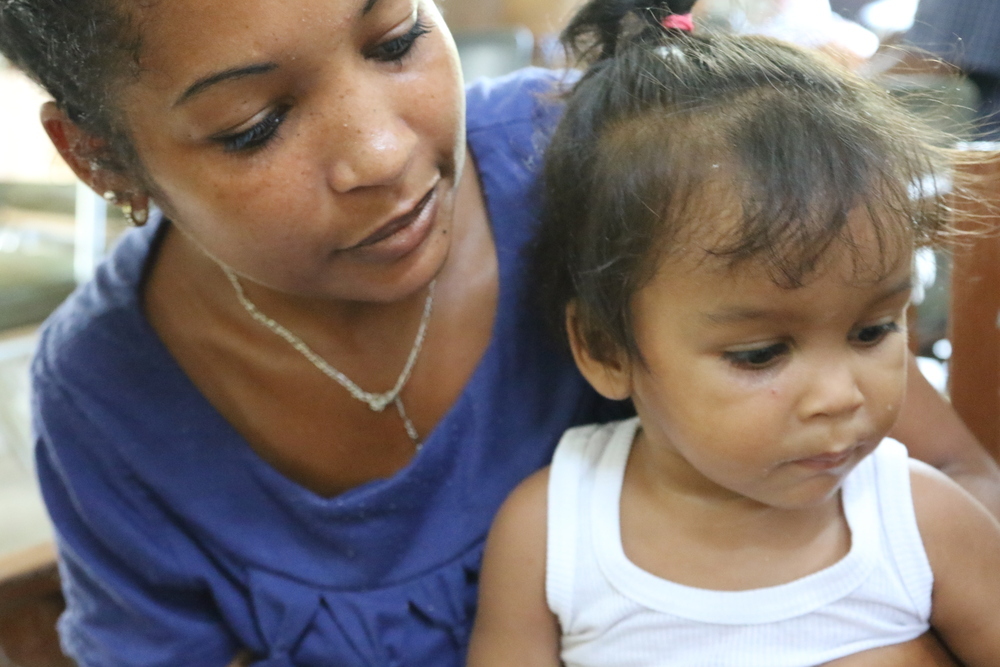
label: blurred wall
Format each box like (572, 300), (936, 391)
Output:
(440, 0), (582, 37)
(438, 0), (505, 31)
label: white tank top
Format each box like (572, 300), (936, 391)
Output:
(546, 418), (933, 667)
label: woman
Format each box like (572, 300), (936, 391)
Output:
(1, 0), (995, 664)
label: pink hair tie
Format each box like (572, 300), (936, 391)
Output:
(661, 13), (694, 32)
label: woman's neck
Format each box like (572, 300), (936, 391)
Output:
(140, 151), (497, 496)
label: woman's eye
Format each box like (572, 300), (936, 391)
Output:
(214, 106), (290, 153)
(723, 343), (789, 370)
(368, 17), (431, 63)
(851, 322), (901, 346)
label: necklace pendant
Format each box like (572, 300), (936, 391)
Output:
(367, 395), (394, 412)
(221, 265), (435, 451)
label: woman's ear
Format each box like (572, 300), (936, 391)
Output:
(566, 302), (633, 401)
(41, 102), (151, 224)
(40, 102), (131, 195)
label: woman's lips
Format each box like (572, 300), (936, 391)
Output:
(344, 185), (439, 262)
(354, 187), (437, 247)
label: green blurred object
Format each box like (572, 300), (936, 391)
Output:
(868, 68), (980, 356)
(453, 27), (534, 83)
(883, 73), (980, 140)
(0, 182), (76, 332)
(0, 247), (75, 331)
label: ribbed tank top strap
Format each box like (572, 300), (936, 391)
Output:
(870, 438), (934, 620)
(547, 419), (639, 624)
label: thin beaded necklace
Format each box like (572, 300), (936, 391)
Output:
(221, 265), (435, 447)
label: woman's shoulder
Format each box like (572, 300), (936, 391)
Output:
(461, 69), (574, 247)
(464, 67), (570, 134)
(31, 217), (181, 476)
(33, 219), (161, 386)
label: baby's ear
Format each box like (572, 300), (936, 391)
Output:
(566, 302), (632, 401)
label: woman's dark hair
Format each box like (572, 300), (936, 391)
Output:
(533, 0), (956, 364)
(0, 0), (143, 171)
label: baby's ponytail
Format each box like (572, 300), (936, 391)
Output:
(534, 0), (953, 365)
(562, 0), (697, 63)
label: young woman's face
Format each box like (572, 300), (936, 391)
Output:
(624, 216), (913, 510)
(121, 0), (464, 302)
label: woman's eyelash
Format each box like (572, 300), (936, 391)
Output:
(215, 106), (290, 153)
(370, 17), (431, 62)
(209, 17), (430, 153)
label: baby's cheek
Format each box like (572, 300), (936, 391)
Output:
(874, 377), (907, 435)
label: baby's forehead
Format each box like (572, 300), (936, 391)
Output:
(658, 203), (918, 289)
(600, 104), (935, 272)
(643, 246), (915, 331)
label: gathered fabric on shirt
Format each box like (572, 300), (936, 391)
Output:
(547, 418), (933, 667)
(32, 68), (623, 667)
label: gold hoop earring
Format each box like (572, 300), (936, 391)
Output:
(120, 200), (148, 226)
(103, 191), (148, 227)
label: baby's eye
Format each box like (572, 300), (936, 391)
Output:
(723, 343), (789, 370)
(851, 322), (901, 346)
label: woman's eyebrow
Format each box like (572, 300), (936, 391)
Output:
(172, 0), (383, 108)
(173, 63), (279, 107)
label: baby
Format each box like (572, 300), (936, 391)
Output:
(467, 0), (1000, 665)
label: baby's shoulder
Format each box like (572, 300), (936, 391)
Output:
(907, 457), (1000, 663)
(908, 457), (999, 550)
(503, 466), (551, 519)
(484, 466), (550, 575)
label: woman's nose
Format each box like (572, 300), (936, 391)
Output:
(798, 356), (865, 420)
(324, 90), (417, 193)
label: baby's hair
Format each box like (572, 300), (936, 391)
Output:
(532, 0), (956, 365)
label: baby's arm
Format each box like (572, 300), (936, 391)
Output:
(467, 469), (561, 667)
(820, 632), (958, 666)
(890, 354), (1000, 518)
(911, 459), (1000, 666)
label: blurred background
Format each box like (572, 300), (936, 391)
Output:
(0, 62), (76, 569)
(0, 0), (997, 662)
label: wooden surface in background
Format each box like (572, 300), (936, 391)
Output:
(0, 542), (73, 667)
(948, 150), (1000, 463)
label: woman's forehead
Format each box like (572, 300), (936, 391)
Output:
(131, 0), (405, 93)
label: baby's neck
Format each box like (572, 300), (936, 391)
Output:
(619, 435), (851, 591)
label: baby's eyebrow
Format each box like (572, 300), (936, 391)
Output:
(700, 277), (914, 325)
(872, 277), (915, 303)
(701, 308), (775, 325)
